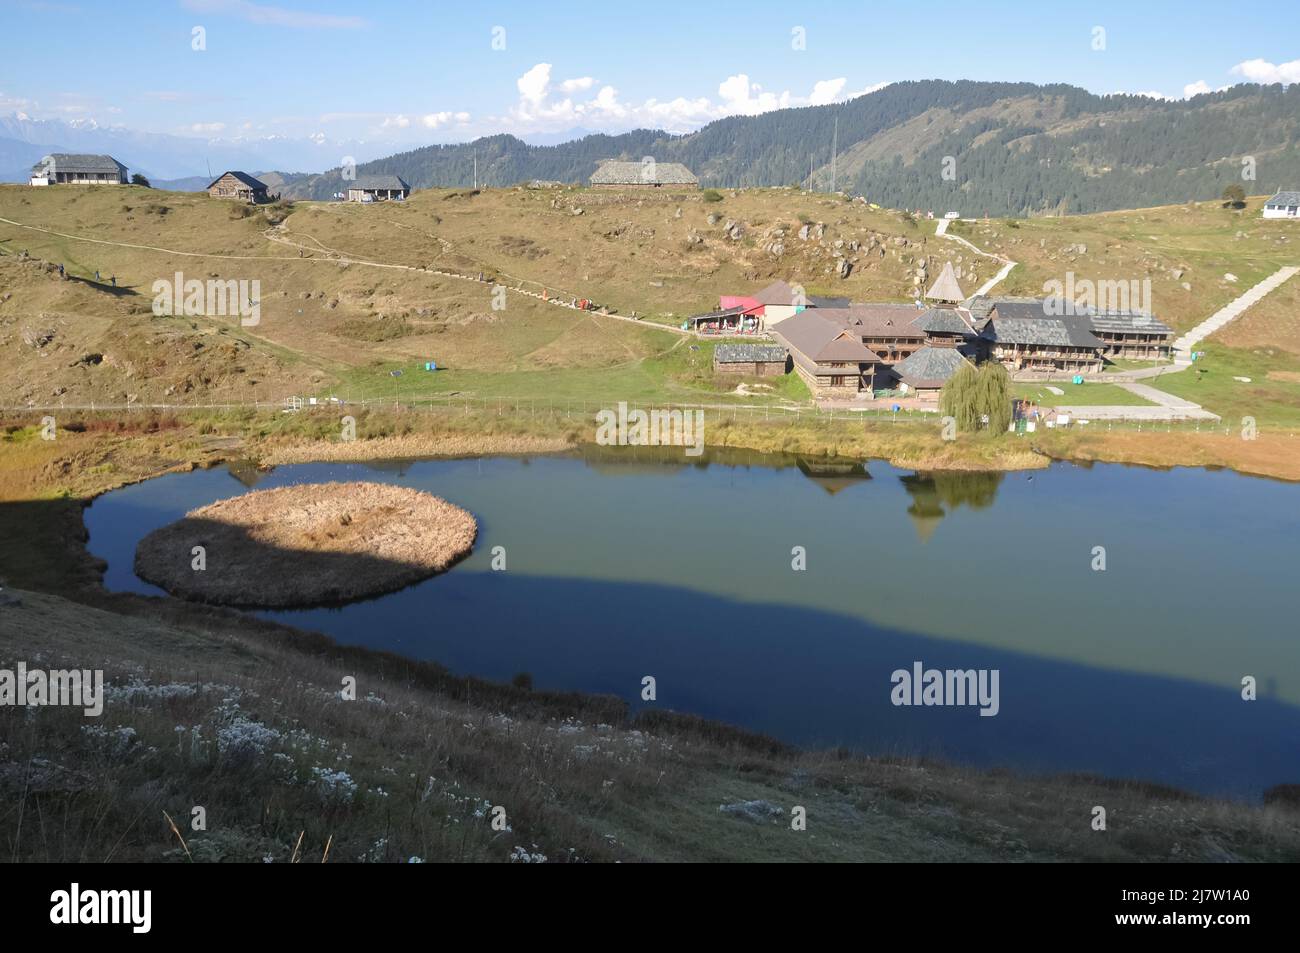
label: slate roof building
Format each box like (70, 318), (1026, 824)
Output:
(345, 174), (410, 202)
(590, 159), (698, 188)
(771, 311), (883, 396)
(892, 345), (974, 397)
(1087, 310), (1173, 360)
(1263, 190), (1300, 219)
(207, 171), (270, 203)
(981, 301), (1105, 374)
(29, 153), (128, 186)
(712, 342), (790, 376)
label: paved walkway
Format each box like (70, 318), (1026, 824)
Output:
(935, 218), (1017, 296)
(1171, 265), (1299, 360)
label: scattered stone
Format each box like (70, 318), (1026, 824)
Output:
(719, 800), (784, 823)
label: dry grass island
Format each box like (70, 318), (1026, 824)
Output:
(133, 481), (476, 607)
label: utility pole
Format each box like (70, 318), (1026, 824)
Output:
(473, 152), (477, 189)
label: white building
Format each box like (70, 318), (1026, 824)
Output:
(29, 154), (128, 186)
(1262, 190), (1300, 219)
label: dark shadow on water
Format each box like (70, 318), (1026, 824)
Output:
(261, 569), (1300, 802)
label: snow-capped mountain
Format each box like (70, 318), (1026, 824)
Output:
(0, 114), (389, 182)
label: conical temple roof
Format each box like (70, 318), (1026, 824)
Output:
(925, 262), (966, 303)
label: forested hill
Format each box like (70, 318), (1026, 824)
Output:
(279, 80), (1300, 216)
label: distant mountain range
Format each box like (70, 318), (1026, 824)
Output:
(274, 80), (1300, 216)
(0, 114), (384, 184)
(7, 80), (1300, 216)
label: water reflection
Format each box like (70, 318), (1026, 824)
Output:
(900, 472), (1003, 542)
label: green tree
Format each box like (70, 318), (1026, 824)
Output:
(1222, 184), (1246, 208)
(939, 361), (1011, 433)
(131, 173), (151, 188)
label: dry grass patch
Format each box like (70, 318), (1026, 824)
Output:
(134, 481), (476, 607)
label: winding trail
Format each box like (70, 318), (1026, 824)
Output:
(935, 218), (1017, 297)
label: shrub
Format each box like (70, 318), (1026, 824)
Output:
(702, 189), (723, 203)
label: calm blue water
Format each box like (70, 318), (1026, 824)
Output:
(85, 449), (1300, 800)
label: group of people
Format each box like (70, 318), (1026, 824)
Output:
(54, 263), (116, 287)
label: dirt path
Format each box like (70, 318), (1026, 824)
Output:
(935, 218), (1017, 296)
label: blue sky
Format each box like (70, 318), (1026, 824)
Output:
(3, 0), (1299, 146)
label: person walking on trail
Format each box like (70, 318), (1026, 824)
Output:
(110, 275), (117, 288)
(95, 270), (100, 282)
(58, 263), (64, 277)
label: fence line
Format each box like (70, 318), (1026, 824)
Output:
(1, 393), (1293, 438)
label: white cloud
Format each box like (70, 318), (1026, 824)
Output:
(517, 63), (552, 104)
(422, 111), (470, 129)
(190, 121), (225, 133)
(500, 64), (882, 135)
(809, 78), (847, 106)
(1182, 80), (1231, 98)
(181, 0), (367, 29)
(1230, 58), (1300, 85)
(381, 114), (411, 129)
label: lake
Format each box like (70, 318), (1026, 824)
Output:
(85, 447), (1300, 800)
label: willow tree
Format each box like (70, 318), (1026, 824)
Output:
(940, 361), (1012, 434)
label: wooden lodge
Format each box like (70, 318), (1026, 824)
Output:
(981, 302), (1105, 375)
(207, 170), (270, 203)
(816, 303), (929, 363)
(712, 343), (790, 376)
(771, 311), (882, 397)
(1088, 311), (1173, 360)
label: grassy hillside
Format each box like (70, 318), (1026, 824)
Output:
(3, 182), (1299, 435)
(6, 578), (1298, 863)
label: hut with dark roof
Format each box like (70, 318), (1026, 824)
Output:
(207, 171), (270, 203)
(345, 174), (410, 202)
(712, 342), (790, 377)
